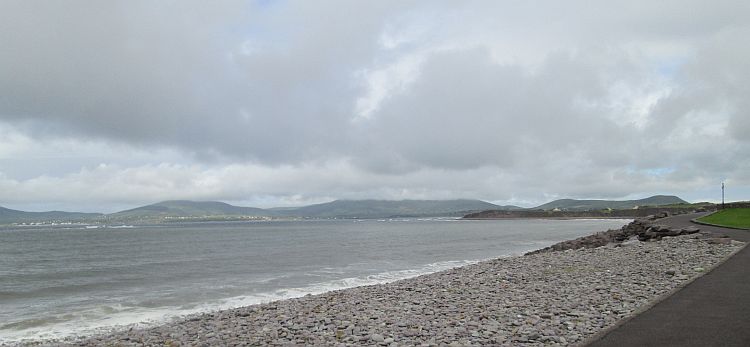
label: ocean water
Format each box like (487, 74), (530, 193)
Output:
(0, 218), (629, 343)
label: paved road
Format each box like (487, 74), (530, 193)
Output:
(657, 213), (750, 242)
(586, 213), (750, 347)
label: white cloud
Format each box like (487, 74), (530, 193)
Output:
(0, 0), (748, 211)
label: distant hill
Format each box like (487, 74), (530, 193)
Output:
(0, 206), (101, 225)
(109, 200), (273, 219)
(532, 195), (687, 211)
(493, 205), (526, 211)
(103, 199), (504, 221)
(277, 199), (506, 218)
(2, 196), (689, 225)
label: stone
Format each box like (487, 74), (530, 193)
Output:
(682, 226), (700, 234)
(66, 233), (743, 347)
(708, 238), (732, 245)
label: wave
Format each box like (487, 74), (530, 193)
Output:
(0, 258), (486, 344)
(207, 258), (482, 311)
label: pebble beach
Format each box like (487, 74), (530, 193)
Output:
(41, 232), (744, 347)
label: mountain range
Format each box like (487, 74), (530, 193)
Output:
(278, 199), (505, 218)
(0, 206), (102, 225)
(104, 199), (506, 221)
(532, 195), (687, 211)
(0, 195), (690, 224)
(110, 200), (270, 218)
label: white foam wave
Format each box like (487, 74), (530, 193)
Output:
(207, 259), (481, 311)
(0, 259), (483, 345)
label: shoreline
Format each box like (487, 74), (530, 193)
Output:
(18, 232), (741, 346)
(1, 219), (627, 346)
(462, 217), (634, 221)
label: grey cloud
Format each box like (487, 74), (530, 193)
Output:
(0, 1), (247, 144)
(0, 0), (749, 209)
(358, 47), (635, 173)
(0, 1), (395, 162)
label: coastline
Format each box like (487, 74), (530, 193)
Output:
(17, 227), (742, 346)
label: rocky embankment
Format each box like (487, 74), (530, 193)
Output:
(463, 208), (708, 220)
(50, 231), (744, 347)
(526, 213), (726, 255)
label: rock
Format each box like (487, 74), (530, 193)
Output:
(68, 232), (744, 347)
(682, 226), (700, 234)
(707, 238), (732, 245)
(634, 222), (704, 241)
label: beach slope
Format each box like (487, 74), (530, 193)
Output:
(58, 234), (742, 346)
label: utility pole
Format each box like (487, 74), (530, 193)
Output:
(722, 182), (725, 209)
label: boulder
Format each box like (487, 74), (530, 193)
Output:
(681, 226), (700, 234)
(637, 224), (701, 241)
(526, 218), (701, 254)
(707, 238), (732, 245)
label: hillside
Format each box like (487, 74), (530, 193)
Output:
(532, 195), (687, 211)
(1, 196), (691, 224)
(105, 199), (505, 221)
(277, 199), (506, 218)
(0, 206), (102, 225)
(109, 200), (273, 219)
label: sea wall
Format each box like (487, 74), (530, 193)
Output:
(526, 214), (717, 255)
(463, 207), (709, 219)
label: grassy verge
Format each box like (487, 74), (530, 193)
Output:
(698, 208), (750, 229)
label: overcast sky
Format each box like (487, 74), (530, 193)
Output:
(1, 0), (748, 212)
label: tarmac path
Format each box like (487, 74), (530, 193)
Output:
(586, 212), (750, 347)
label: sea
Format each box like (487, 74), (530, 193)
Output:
(0, 218), (630, 343)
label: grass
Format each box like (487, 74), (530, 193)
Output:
(698, 208), (750, 229)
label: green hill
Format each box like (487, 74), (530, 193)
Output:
(5, 196), (688, 225)
(277, 199), (507, 218)
(108, 199), (511, 220)
(532, 195), (687, 211)
(109, 200), (273, 219)
(0, 206), (102, 225)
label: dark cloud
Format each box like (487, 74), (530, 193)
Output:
(0, 0), (748, 210)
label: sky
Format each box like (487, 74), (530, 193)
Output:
(0, 0), (748, 213)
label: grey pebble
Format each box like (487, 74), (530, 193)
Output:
(60, 235), (741, 347)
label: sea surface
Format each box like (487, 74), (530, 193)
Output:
(0, 218), (630, 343)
